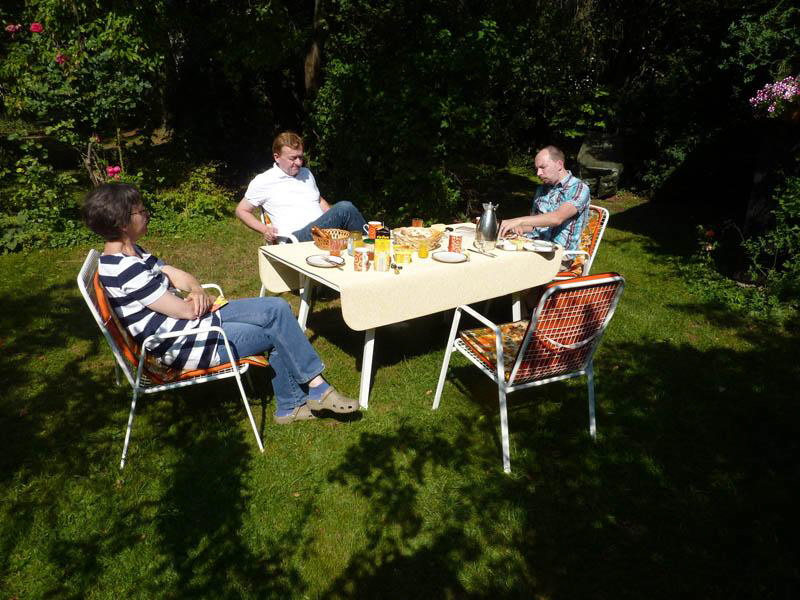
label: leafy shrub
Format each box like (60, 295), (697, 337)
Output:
(1, 9), (162, 182)
(153, 163), (231, 219)
(143, 163), (234, 238)
(686, 177), (800, 320)
(0, 153), (91, 253)
(741, 176), (800, 301)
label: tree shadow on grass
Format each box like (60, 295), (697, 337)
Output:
(0, 276), (303, 597)
(306, 304), (452, 371)
(604, 199), (700, 259)
(316, 302), (799, 599)
(148, 413), (306, 598)
(0, 279), (130, 589)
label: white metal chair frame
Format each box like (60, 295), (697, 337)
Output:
(556, 204), (609, 280)
(434, 272), (625, 473)
(258, 207), (299, 297)
(78, 249), (266, 469)
(505, 204), (609, 321)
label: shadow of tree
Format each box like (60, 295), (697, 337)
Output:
(306, 304), (452, 372)
(150, 429), (306, 597)
(0, 268), (303, 597)
(0, 278), (130, 587)
(316, 301), (799, 599)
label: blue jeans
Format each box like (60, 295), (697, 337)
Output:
(292, 201), (367, 242)
(215, 297), (324, 411)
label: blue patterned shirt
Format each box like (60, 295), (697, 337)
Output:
(529, 171), (591, 251)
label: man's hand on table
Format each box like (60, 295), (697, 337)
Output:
(498, 217), (534, 238)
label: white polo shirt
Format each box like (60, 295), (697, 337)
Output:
(244, 164), (324, 236)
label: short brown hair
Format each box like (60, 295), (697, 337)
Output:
(82, 183), (142, 241)
(538, 145), (565, 164)
(272, 131), (304, 156)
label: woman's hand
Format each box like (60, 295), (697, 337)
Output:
(158, 265), (213, 319)
(185, 289), (211, 319)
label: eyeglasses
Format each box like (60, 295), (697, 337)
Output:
(131, 208), (150, 217)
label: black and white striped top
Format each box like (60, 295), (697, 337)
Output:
(99, 246), (222, 371)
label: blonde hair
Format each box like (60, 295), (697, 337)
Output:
(272, 131), (304, 156)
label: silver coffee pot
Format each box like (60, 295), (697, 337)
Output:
(475, 202), (500, 248)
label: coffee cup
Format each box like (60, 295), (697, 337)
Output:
(363, 221), (383, 239)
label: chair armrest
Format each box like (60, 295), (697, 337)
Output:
(456, 304), (507, 378)
(139, 325), (243, 372)
(143, 324), (227, 344)
(201, 283), (224, 296)
(276, 233), (299, 244)
(459, 304), (501, 331)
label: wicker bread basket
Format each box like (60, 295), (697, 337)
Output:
(392, 227), (444, 250)
(311, 227), (350, 250)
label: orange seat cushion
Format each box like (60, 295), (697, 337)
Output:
(460, 321), (529, 381)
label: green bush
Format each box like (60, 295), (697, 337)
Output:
(144, 163), (234, 238)
(742, 176), (800, 301)
(0, 9), (162, 180)
(0, 153), (92, 253)
(153, 163), (231, 219)
(686, 176), (800, 320)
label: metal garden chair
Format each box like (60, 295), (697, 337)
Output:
(434, 272), (625, 473)
(505, 204), (610, 321)
(556, 204), (609, 279)
(78, 249), (268, 469)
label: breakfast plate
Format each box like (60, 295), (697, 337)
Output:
(432, 251), (468, 263)
(524, 240), (556, 253)
(495, 238), (556, 252)
(306, 254), (345, 268)
(495, 238), (528, 251)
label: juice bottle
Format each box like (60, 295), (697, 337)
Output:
(375, 227), (391, 254)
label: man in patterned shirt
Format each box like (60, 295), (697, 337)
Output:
(498, 145), (590, 256)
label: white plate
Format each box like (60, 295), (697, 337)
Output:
(432, 251), (468, 263)
(495, 239), (527, 251)
(306, 254), (345, 268)
(524, 240), (556, 253)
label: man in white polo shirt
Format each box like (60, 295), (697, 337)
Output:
(235, 131), (366, 242)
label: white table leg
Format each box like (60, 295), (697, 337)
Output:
(511, 291), (522, 322)
(297, 275), (312, 331)
(359, 328), (376, 409)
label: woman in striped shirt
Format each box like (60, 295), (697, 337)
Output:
(83, 183), (358, 424)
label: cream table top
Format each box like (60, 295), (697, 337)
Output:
(258, 225), (563, 331)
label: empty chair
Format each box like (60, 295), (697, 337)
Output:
(434, 272), (625, 473)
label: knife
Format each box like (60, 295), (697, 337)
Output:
(467, 248), (496, 258)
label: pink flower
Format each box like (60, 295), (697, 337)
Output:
(5, 23), (22, 33)
(55, 53), (67, 65)
(29, 22), (43, 33)
(705, 229), (715, 239)
(106, 165), (122, 178)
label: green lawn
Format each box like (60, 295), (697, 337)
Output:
(1, 191), (797, 598)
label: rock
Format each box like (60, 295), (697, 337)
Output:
(577, 134), (625, 198)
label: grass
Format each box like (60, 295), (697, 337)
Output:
(1, 183), (798, 598)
